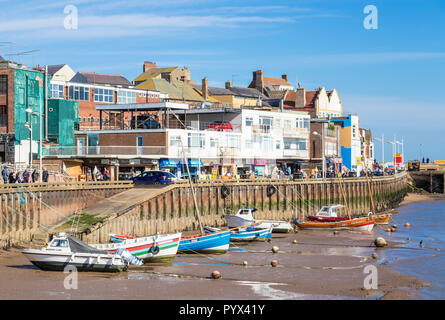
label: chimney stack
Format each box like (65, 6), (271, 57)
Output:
(295, 87), (306, 107)
(282, 74), (289, 82)
(202, 78), (209, 101)
(252, 70), (264, 93)
(225, 81), (232, 89)
(143, 61), (157, 73)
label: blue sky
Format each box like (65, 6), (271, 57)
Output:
(1, 0), (444, 161)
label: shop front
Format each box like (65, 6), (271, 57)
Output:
(159, 158), (181, 176)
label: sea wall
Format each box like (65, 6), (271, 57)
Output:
(81, 173), (409, 244)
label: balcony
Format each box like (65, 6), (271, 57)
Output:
(43, 146), (167, 158)
(282, 149), (309, 159)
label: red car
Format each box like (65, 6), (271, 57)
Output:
(207, 121), (233, 131)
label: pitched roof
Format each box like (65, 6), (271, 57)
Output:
(190, 84), (234, 96)
(46, 64), (65, 76)
(134, 67), (178, 83)
(71, 72), (133, 87)
(266, 90), (287, 99)
(0, 56), (4, 62)
(263, 77), (292, 89)
(305, 91), (318, 107)
(135, 78), (205, 102)
(228, 86), (268, 99)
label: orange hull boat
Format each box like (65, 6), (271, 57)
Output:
(372, 213), (392, 225)
(297, 217), (375, 232)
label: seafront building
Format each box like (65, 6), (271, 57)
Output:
(44, 102), (310, 180)
(0, 59), (78, 165)
(0, 57), (377, 180)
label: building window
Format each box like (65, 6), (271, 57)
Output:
(188, 133), (205, 148)
(118, 90), (136, 104)
(69, 86), (90, 101)
(169, 136), (181, 147)
(94, 88), (114, 103)
(296, 118), (310, 130)
(210, 138), (217, 148)
(244, 139), (252, 149)
(276, 140), (281, 150)
(284, 119), (291, 130)
(51, 84), (64, 99)
(225, 135), (240, 149)
(284, 138), (308, 151)
(0, 105), (6, 126)
(261, 136), (273, 151)
(0, 75), (7, 94)
(245, 117), (253, 126)
(259, 116), (273, 133)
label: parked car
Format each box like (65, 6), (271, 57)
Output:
(207, 120), (233, 131)
(142, 118), (161, 129)
(130, 170), (176, 185)
(131, 116), (161, 129)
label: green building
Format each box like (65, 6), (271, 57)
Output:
(0, 59), (78, 164)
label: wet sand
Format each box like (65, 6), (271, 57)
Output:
(0, 228), (425, 300)
(400, 192), (445, 206)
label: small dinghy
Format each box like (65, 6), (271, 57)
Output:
(103, 232), (182, 263)
(223, 208), (293, 233)
(22, 233), (140, 272)
(178, 231), (231, 254)
(205, 226), (272, 242)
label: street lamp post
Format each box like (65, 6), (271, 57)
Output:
(24, 122), (32, 165)
(26, 108), (43, 182)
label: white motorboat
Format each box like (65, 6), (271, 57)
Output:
(22, 233), (141, 272)
(95, 232), (182, 263)
(223, 208), (293, 233)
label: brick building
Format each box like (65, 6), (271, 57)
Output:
(48, 67), (162, 130)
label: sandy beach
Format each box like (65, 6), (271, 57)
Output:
(399, 192), (445, 206)
(0, 227), (425, 300)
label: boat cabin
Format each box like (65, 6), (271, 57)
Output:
(315, 205), (346, 218)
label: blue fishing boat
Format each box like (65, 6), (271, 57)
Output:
(178, 231), (231, 254)
(205, 226), (273, 242)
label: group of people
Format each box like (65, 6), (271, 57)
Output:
(86, 167), (111, 181)
(1, 167), (49, 184)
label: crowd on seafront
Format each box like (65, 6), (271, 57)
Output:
(1, 166), (49, 184)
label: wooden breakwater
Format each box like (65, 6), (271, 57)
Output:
(80, 173), (409, 244)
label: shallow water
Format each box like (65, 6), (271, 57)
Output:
(375, 199), (445, 299)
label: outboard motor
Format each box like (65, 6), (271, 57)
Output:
(116, 248), (143, 266)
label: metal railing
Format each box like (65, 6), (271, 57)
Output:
(0, 180), (134, 193)
(43, 146), (167, 157)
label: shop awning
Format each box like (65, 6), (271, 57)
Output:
(159, 158), (180, 167)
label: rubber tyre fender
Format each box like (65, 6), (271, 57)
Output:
(221, 186), (231, 199)
(151, 244), (160, 255)
(266, 185), (276, 197)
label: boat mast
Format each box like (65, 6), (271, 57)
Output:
(180, 139), (204, 235)
(362, 155), (376, 215)
(335, 162), (351, 219)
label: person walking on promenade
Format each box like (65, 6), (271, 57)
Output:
(17, 171), (24, 183)
(23, 169), (30, 183)
(8, 170), (16, 183)
(42, 167), (49, 183)
(2, 166), (8, 184)
(32, 169), (39, 183)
